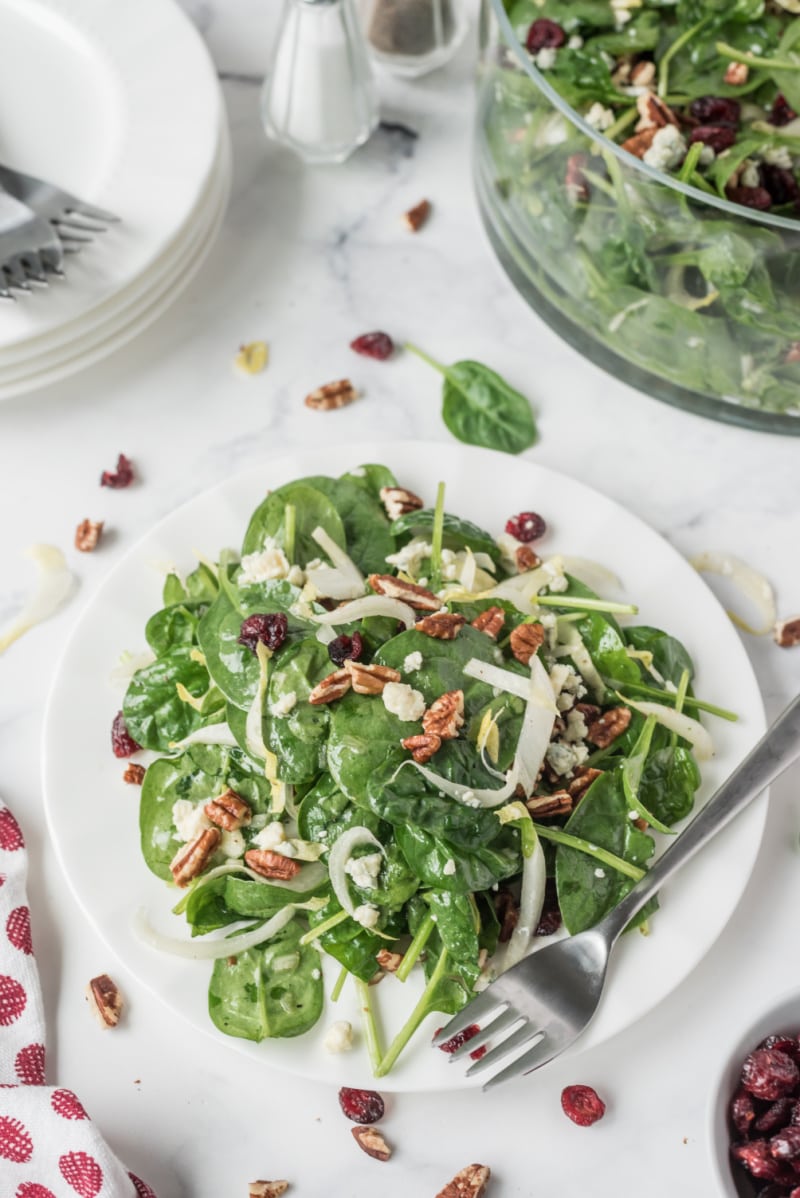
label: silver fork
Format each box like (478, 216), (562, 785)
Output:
(0, 190), (64, 297)
(0, 162), (119, 254)
(435, 693), (800, 1089)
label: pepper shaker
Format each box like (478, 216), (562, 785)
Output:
(361, 0), (467, 77)
(261, 0), (379, 165)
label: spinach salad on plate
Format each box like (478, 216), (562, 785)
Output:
(119, 465), (733, 1077)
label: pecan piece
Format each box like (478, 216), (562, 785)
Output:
(75, 518), (104, 553)
(621, 127), (657, 159)
(122, 762), (146, 785)
(304, 378), (358, 411)
(170, 828), (221, 887)
(415, 612), (465, 640)
(376, 948), (404, 973)
(575, 701), (601, 723)
(724, 61), (749, 86)
(775, 616), (800, 648)
(509, 622), (545, 665)
(471, 606), (505, 638)
(403, 198), (431, 232)
(568, 767), (603, 801)
(352, 1125), (392, 1161)
(344, 659), (402, 695)
(435, 1163), (491, 1198)
(586, 706), (632, 748)
(249, 1184), (289, 1198)
(368, 573), (441, 611)
(401, 732), (442, 763)
(494, 889), (518, 944)
(526, 791), (573, 818)
(308, 669), (351, 705)
(635, 92), (678, 131)
(631, 60), (656, 88)
(245, 849), (302, 881)
(86, 973), (123, 1029)
(516, 545), (541, 572)
(205, 789), (252, 831)
(380, 485), (424, 521)
(423, 690), (464, 740)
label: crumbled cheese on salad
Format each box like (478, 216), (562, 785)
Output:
(643, 126), (687, 171)
(546, 740), (589, 776)
(535, 47), (557, 70)
(324, 1020), (353, 1054)
(220, 830), (246, 858)
(239, 538), (292, 585)
(586, 103), (615, 132)
(253, 821), (288, 851)
(271, 691), (297, 717)
(403, 651), (423, 673)
(171, 799), (210, 842)
(353, 904), (380, 929)
(443, 858), (457, 876)
(382, 682), (426, 722)
(345, 852), (383, 890)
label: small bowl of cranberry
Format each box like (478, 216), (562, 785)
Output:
(710, 990), (800, 1197)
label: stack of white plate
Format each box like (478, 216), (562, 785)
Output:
(0, 0), (231, 400)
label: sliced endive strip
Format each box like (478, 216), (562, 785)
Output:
(515, 656), (559, 797)
(0, 544), (75, 655)
(494, 805), (546, 973)
(245, 641), (272, 762)
(690, 551), (776, 636)
(311, 594), (417, 630)
(463, 658), (531, 702)
(307, 526), (365, 601)
(328, 826), (384, 917)
(621, 715), (673, 835)
(554, 625), (605, 700)
(621, 696), (714, 761)
(170, 723), (239, 750)
(133, 903), (296, 960)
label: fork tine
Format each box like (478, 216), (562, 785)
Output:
(64, 201), (119, 224)
(55, 216), (108, 234)
(447, 1008), (523, 1063)
(481, 1033), (564, 1091)
(3, 260), (31, 291)
(19, 251), (47, 284)
(465, 1022), (539, 1079)
(431, 991), (506, 1047)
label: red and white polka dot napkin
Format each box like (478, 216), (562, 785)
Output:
(0, 802), (158, 1198)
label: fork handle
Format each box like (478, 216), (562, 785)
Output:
(600, 693), (800, 944)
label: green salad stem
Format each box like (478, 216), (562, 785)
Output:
(375, 947), (449, 1078)
(356, 978), (384, 1073)
(299, 908), (349, 946)
(536, 595), (638, 615)
(659, 18), (711, 98)
(430, 482), (446, 591)
(602, 676), (737, 722)
(715, 42), (800, 72)
(284, 503), (296, 566)
(331, 966), (348, 1003)
(532, 825), (646, 882)
(395, 913), (435, 983)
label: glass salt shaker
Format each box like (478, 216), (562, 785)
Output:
(261, 0), (379, 165)
(361, 0), (468, 77)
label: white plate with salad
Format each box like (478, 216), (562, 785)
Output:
(42, 442), (766, 1091)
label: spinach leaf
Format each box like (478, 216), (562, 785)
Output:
(298, 774), (384, 842)
(423, 890), (481, 987)
(264, 638), (335, 784)
(390, 508), (501, 566)
(639, 745), (701, 826)
(139, 745), (273, 880)
(145, 603), (204, 656)
(208, 917), (323, 1041)
(341, 463), (398, 499)
(555, 768), (655, 934)
(307, 897), (385, 982)
(123, 649), (223, 751)
(624, 626), (695, 687)
(241, 481), (346, 563)
(303, 474), (395, 575)
(406, 343), (537, 455)
(574, 612), (641, 693)
(395, 821), (520, 893)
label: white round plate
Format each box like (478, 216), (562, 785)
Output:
(0, 121), (232, 397)
(0, 0), (221, 354)
(43, 443), (767, 1091)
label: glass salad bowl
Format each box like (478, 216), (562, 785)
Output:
(474, 0), (800, 434)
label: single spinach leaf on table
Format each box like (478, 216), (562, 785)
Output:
(405, 343), (537, 455)
(139, 744), (273, 880)
(555, 767), (655, 935)
(264, 638), (335, 784)
(208, 917), (324, 1041)
(123, 649), (222, 751)
(241, 481), (346, 562)
(303, 474), (395, 576)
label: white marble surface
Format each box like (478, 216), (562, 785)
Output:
(1, 2), (800, 1195)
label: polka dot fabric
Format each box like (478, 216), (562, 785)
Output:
(0, 803), (157, 1197)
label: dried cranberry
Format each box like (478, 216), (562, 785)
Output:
(111, 710), (140, 758)
(790, 1188), (800, 1198)
(756, 1098), (794, 1134)
(436, 1024), (480, 1054)
(470, 1044), (487, 1061)
(689, 125), (737, 152)
(525, 18), (565, 52)
(727, 185), (773, 212)
(350, 331), (394, 361)
(758, 1187), (790, 1198)
(505, 511), (546, 543)
(536, 908), (562, 936)
(561, 1084), (606, 1127)
(770, 94), (797, 127)
(100, 453), (134, 489)
(742, 1050), (800, 1100)
(772, 1128), (800, 1161)
(761, 165), (800, 206)
(328, 632), (363, 666)
(731, 1087), (757, 1136)
(338, 1087), (385, 1124)
(732, 1140), (783, 1181)
(689, 96), (740, 127)
(237, 612), (288, 654)
(762, 1035), (800, 1057)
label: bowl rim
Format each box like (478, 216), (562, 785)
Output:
(489, 0), (800, 235)
(707, 983), (800, 1197)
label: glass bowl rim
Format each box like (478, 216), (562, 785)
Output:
(490, 0), (800, 235)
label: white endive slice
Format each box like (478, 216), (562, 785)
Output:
(622, 696), (714, 761)
(463, 658), (532, 702)
(498, 830), (546, 973)
(560, 556), (622, 595)
(690, 551), (776, 636)
(245, 641), (271, 760)
(311, 595), (417, 629)
(399, 758), (521, 808)
(0, 544), (75, 655)
(306, 526), (365, 600)
(133, 903), (296, 960)
(328, 826), (384, 916)
(171, 724), (239, 750)
(514, 656), (558, 797)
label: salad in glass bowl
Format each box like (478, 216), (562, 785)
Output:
(120, 465), (731, 1077)
(475, 0), (800, 432)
